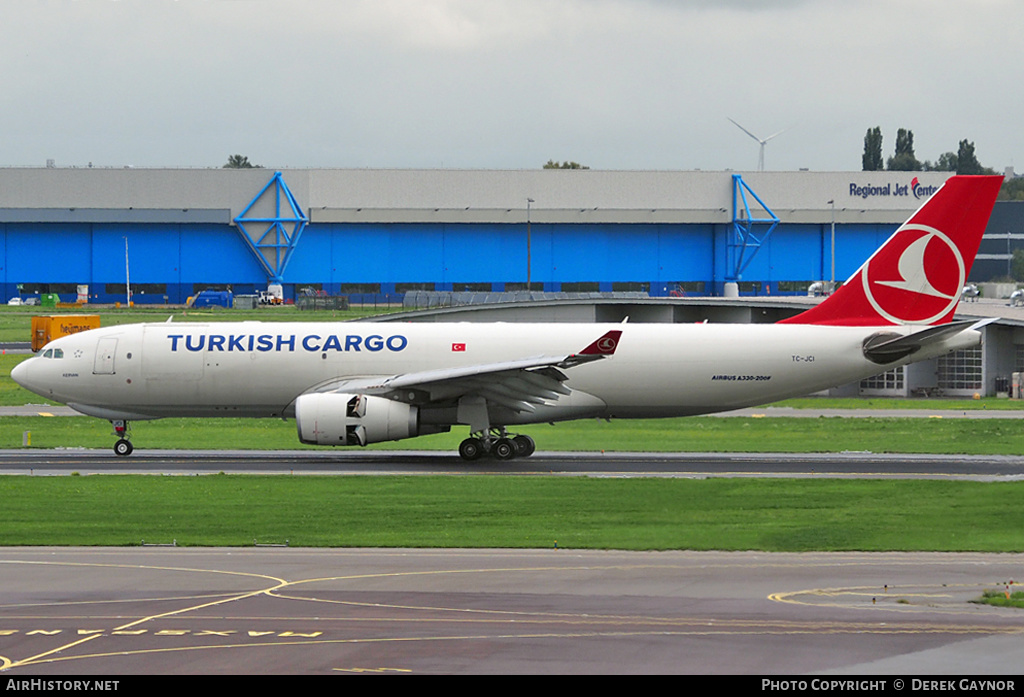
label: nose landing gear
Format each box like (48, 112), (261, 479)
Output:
(111, 420), (133, 457)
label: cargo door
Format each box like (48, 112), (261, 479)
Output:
(93, 337), (117, 375)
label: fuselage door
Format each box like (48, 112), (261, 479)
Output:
(93, 337), (117, 375)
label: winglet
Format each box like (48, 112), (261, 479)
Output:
(779, 175), (1003, 326)
(578, 330), (622, 356)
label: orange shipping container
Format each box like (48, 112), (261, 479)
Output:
(31, 315), (100, 352)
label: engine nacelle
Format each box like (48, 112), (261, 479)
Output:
(295, 393), (419, 446)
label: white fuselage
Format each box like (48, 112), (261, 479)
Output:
(13, 321), (980, 424)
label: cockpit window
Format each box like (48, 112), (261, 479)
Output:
(40, 348), (64, 359)
(42, 349), (52, 358)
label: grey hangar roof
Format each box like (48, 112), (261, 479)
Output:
(0, 168), (952, 226)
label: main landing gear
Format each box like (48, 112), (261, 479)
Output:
(111, 420), (133, 457)
(458, 428), (536, 462)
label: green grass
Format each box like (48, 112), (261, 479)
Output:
(973, 590), (1024, 609)
(0, 476), (1021, 550)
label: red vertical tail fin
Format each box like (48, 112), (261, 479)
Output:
(779, 175), (1003, 326)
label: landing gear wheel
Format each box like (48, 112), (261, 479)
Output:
(458, 437), (484, 461)
(114, 438), (133, 457)
(513, 434), (536, 458)
(492, 437), (517, 461)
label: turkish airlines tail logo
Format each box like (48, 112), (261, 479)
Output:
(780, 175), (1003, 327)
(863, 225), (964, 324)
(872, 231), (955, 299)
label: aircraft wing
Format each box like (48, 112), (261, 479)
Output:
(308, 329), (622, 414)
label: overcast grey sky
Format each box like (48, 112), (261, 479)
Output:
(2, 0), (1020, 172)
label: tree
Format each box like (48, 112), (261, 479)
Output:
(857, 129), (996, 176)
(862, 127), (883, 171)
(886, 128), (921, 171)
(999, 177), (1024, 201)
(923, 152), (958, 171)
(955, 140), (994, 175)
(223, 154), (261, 169)
(543, 160), (589, 169)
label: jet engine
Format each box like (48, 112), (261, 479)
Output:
(295, 393), (419, 446)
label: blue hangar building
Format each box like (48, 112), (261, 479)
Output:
(0, 167), (1008, 305)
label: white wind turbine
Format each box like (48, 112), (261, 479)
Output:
(728, 118), (788, 172)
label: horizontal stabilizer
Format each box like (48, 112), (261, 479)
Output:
(861, 318), (993, 364)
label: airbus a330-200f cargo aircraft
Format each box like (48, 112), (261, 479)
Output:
(12, 175), (1005, 460)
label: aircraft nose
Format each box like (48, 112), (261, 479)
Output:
(11, 359), (29, 389)
(11, 357), (46, 398)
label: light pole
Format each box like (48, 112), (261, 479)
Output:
(124, 237), (131, 308)
(527, 198), (534, 290)
(828, 199), (835, 293)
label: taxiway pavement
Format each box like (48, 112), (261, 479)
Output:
(2, 547), (1023, 675)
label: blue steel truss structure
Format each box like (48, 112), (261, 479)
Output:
(727, 174), (779, 282)
(233, 171), (308, 283)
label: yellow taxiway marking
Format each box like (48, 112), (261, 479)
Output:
(0, 559), (286, 670)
